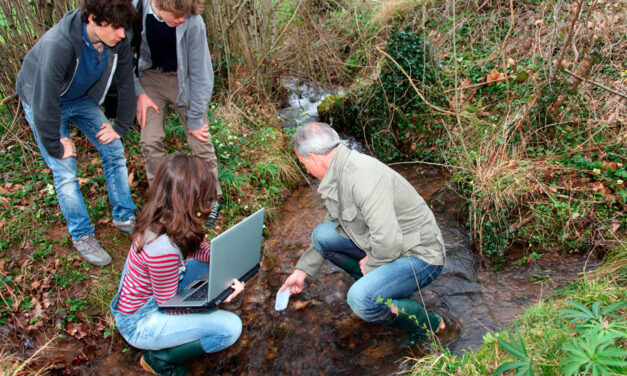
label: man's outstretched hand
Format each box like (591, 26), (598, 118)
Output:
(280, 269), (307, 295)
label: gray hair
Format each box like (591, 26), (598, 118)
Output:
(292, 122), (341, 158)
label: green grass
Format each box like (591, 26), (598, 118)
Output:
(0, 99), (299, 358)
(407, 276), (627, 375)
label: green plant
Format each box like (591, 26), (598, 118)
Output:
(558, 300), (627, 375)
(560, 331), (627, 376)
(493, 327), (534, 376)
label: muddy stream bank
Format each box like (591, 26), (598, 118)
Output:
(87, 164), (596, 375)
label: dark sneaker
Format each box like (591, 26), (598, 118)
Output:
(73, 234), (111, 266)
(113, 217), (136, 235)
(204, 202), (222, 229)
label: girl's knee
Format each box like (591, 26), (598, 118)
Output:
(220, 313), (242, 349)
(199, 312), (242, 353)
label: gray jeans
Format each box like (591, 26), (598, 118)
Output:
(139, 69), (221, 197)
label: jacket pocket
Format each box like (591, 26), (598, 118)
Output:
(341, 206), (368, 237)
(402, 232), (421, 251)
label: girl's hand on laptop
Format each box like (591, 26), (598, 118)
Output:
(223, 279), (245, 303)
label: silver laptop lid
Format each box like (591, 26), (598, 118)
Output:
(207, 208), (264, 302)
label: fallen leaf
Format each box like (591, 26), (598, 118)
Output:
(42, 294), (54, 309)
(94, 319), (107, 332)
(66, 322), (87, 339)
(291, 300), (311, 310)
(486, 69), (506, 85)
(590, 181), (610, 196)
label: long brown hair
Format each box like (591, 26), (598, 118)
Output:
(133, 153), (217, 257)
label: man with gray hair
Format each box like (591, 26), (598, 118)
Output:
(281, 122), (446, 346)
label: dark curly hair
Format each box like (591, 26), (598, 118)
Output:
(80, 0), (137, 29)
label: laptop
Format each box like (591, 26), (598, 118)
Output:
(158, 208), (264, 311)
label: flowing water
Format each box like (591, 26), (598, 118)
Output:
(88, 164), (596, 376)
(81, 80), (597, 375)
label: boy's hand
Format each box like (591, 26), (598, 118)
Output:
(96, 123), (121, 144)
(189, 125), (210, 143)
(60, 137), (76, 159)
(136, 93), (159, 128)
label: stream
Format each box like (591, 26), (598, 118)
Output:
(85, 79), (597, 375)
(90, 163), (597, 376)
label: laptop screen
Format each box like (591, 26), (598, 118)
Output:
(207, 208), (264, 301)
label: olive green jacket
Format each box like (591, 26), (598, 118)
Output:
(295, 144), (446, 276)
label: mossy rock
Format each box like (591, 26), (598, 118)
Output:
(317, 93), (346, 124)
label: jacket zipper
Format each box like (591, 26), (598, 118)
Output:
(60, 58), (80, 96)
(99, 53), (118, 105)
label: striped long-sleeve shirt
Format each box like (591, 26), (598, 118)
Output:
(116, 232), (211, 315)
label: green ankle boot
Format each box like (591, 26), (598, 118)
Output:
(390, 298), (442, 347)
(337, 256), (363, 280)
(140, 340), (206, 376)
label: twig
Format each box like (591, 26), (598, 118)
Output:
(550, 0), (585, 83)
(563, 68), (627, 99)
(0, 93), (17, 106)
(253, 0), (302, 75)
(375, 47), (456, 116)
(387, 159), (469, 171)
(441, 74), (518, 93)
(501, 0), (515, 105)
(473, 317), (494, 334)
(10, 335), (57, 376)
(225, 0), (252, 32)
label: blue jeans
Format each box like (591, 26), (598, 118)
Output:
(312, 221), (442, 325)
(110, 259), (242, 353)
(22, 99), (136, 241)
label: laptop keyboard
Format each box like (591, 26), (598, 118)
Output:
(183, 282), (208, 302)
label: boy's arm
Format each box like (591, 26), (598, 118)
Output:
(112, 38), (137, 137)
(30, 41), (73, 159)
(184, 17), (214, 131)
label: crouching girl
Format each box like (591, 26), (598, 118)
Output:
(110, 153), (244, 375)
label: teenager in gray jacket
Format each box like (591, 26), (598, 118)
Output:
(15, 0), (138, 267)
(133, 0), (222, 227)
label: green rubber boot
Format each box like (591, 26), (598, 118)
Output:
(390, 298), (442, 347)
(337, 256), (363, 280)
(140, 340), (206, 376)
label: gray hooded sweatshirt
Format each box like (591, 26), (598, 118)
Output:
(15, 10), (136, 159)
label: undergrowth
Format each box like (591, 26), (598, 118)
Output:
(0, 100), (298, 370)
(408, 273), (627, 375)
(313, 0), (625, 258)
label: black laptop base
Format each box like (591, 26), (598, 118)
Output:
(159, 264), (260, 312)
